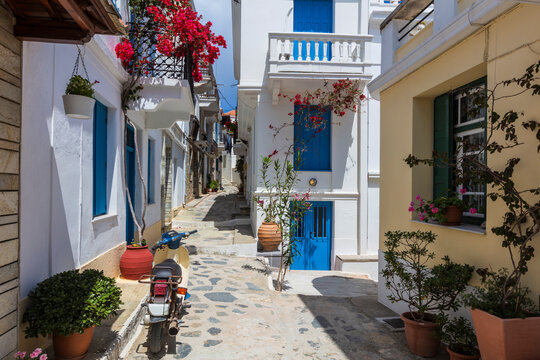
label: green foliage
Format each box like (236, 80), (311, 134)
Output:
(441, 317), (479, 356)
(382, 230), (473, 321)
(65, 75), (97, 97)
(404, 60), (540, 317)
(463, 268), (538, 319)
(209, 180), (219, 190)
(23, 269), (122, 337)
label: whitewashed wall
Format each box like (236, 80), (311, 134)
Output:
(20, 37), (162, 298)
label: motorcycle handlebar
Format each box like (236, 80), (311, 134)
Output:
(189, 230), (198, 235)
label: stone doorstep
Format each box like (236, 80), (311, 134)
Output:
(336, 254), (378, 263)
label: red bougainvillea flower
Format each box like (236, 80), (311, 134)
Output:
(268, 149), (278, 158)
(115, 38), (134, 67)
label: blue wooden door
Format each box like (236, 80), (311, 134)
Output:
(293, 0), (333, 60)
(126, 124), (136, 244)
(291, 201), (332, 270)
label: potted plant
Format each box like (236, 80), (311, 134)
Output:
(209, 180), (219, 192)
(410, 190), (476, 226)
(120, 239), (153, 280)
(382, 230), (474, 357)
(62, 75), (99, 119)
(23, 269), (122, 360)
(441, 317), (480, 360)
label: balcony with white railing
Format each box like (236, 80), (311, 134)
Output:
(268, 32), (373, 80)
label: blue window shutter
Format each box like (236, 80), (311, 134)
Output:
(93, 101), (108, 217)
(294, 105), (331, 171)
(293, 0), (333, 60)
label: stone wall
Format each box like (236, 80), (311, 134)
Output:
(0, 1), (20, 358)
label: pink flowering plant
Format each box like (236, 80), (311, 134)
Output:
(14, 348), (47, 360)
(410, 189), (477, 224)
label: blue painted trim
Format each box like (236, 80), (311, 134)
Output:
(93, 100), (108, 217)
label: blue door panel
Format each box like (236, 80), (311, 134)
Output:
(293, 0), (333, 60)
(291, 201), (332, 270)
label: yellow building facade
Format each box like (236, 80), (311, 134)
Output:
(370, 2), (540, 312)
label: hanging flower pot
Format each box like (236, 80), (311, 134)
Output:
(63, 94), (96, 120)
(63, 47), (99, 119)
(257, 222), (282, 251)
(120, 245), (154, 280)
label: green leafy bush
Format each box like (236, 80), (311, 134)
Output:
(65, 75), (98, 98)
(23, 269), (122, 337)
(209, 180), (219, 190)
(441, 317), (479, 356)
(382, 230), (474, 321)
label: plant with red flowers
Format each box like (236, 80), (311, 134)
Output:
(113, 0), (226, 244)
(271, 79), (365, 159)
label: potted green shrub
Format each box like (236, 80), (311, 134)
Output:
(441, 317), (480, 360)
(409, 189), (476, 226)
(62, 75), (98, 119)
(382, 230), (474, 357)
(23, 269), (122, 360)
(209, 180), (219, 192)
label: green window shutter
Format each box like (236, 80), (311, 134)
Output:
(433, 94), (452, 199)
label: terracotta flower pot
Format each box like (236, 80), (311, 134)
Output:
(447, 346), (480, 360)
(471, 308), (540, 359)
(401, 312), (441, 358)
(257, 222), (282, 251)
(53, 326), (95, 360)
(120, 245), (154, 280)
(62, 94), (95, 120)
(441, 205), (463, 226)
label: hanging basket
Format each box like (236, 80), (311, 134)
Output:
(63, 94), (96, 120)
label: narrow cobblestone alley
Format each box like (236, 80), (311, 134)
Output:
(123, 185), (448, 359)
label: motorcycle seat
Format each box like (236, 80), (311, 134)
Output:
(152, 259), (182, 279)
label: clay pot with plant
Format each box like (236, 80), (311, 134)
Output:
(441, 317), (480, 360)
(120, 239), (153, 280)
(409, 190), (476, 226)
(23, 269), (122, 360)
(63, 47), (99, 120)
(382, 230), (474, 357)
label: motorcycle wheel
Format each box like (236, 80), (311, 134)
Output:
(149, 322), (164, 354)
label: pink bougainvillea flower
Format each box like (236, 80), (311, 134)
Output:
(419, 214), (425, 221)
(429, 203), (434, 208)
(30, 348), (43, 359)
(415, 195), (421, 200)
(408, 206), (415, 212)
(40, 355), (48, 360)
(15, 352), (26, 360)
(470, 208), (478, 214)
(419, 199), (424, 206)
(432, 207), (439, 214)
(410, 201), (415, 206)
(459, 188), (467, 194)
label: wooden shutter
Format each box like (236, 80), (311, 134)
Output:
(294, 105), (331, 171)
(93, 101), (108, 216)
(293, 0), (333, 60)
(433, 94), (452, 199)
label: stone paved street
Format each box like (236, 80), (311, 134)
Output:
(124, 254), (448, 359)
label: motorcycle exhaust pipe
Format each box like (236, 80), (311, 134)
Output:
(168, 320), (179, 336)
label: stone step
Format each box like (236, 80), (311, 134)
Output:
(335, 255), (379, 281)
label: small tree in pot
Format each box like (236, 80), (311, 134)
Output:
(441, 317), (480, 360)
(23, 269), (122, 359)
(382, 230), (474, 357)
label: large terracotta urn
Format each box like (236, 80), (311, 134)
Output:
(120, 245), (153, 280)
(53, 326), (95, 360)
(471, 308), (540, 359)
(257, 222), (282, 251)
(401, 312), (441, 358)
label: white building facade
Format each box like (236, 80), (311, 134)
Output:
(232, 0), (396, 277)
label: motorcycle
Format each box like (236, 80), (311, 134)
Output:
(139, 229), (197, 353)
